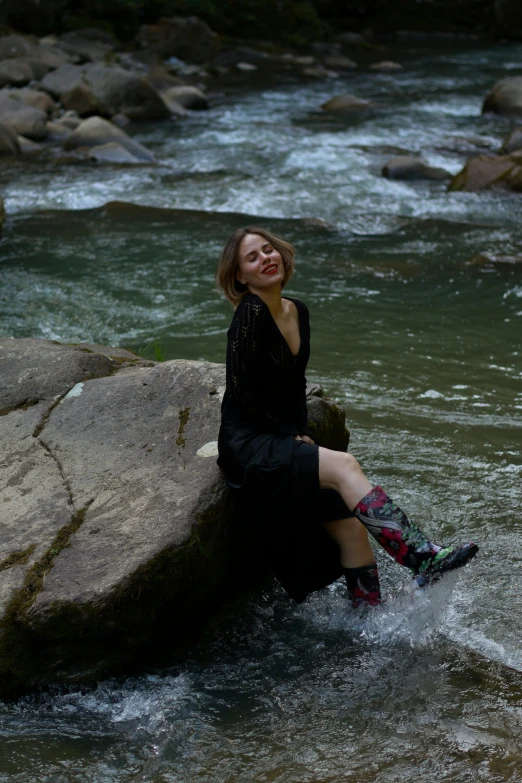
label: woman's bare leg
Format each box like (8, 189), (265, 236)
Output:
(317, 447), (372, 510)
(317, 446), (478, 577)
(322, 517), (374, 568)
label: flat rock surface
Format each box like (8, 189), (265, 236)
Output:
(0, 338), (114, 412)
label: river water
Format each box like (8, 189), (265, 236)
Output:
(1, 40), (522, 783)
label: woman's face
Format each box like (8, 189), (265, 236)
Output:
(236, 233), (284, 294)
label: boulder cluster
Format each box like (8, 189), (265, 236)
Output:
(321, 74), (522, 193)
(0, 20), (218, 165)
(0, 20), (408, 170)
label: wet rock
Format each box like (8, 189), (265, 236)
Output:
(0, 121), (21, 156)
(58, 110), (82, 130)
(0, 339), (349, 695)
(42, 64), (170, 121)
(323, 54), (358, 70)
(138, 16), (220, 63)
(17, 134), (43, 154)
(321, 94), (370, 112)
(110, 112), (132, 127)
(467, 253), (522, 268)
(500, 127), (522, 154)
(337, 32), (366, 45)
(370, 60), (403, 72)
(0, 194), (4, 235)
(448, 152), (522, 192)
(159, 91), (187, 117)
(382, 155), (451, 181)
(161, 85), (208, 110)
(64, 116), (156, 163)
(45, 120), (72, 141)
(0, 94), (47, 140)
(482, 77), (522, 116)
(303, 67), (338, 80)
(87, 142), (146, 164)
(236, 62), (257, 72)
(6, 88), (57, 116)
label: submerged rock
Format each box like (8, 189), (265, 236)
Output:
(0, 339), (349, 696)
(467, 253), (522, 268)
(370, 60), (403, 72)
(63, 116), (157, 163)
(500, 127), (522, 154)
(87, 141), (149, 164)
(321, 94), (370, 112)
(448, 152), (522, 192)
(382, 156), (451, 181)
(482, 77), (522, 116)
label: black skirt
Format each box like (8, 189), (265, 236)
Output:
(218, 422), (352, 603)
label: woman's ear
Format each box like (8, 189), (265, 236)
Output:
(236, 270), (246, 285)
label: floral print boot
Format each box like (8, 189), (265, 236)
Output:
(353, 486), (478, 580)
(343, 563), (382, 607)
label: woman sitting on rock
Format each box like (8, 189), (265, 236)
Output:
(216, 227), (478, 607)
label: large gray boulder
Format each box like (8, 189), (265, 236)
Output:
(64, 116), (157, 163)
(41, 63), (170, 121)
(482, 77), (522, 116)
(382, 156), (451, 181)
(0, 94), (47, 140)
(0, 339), (349, 696)
(138, 16), (220, 63)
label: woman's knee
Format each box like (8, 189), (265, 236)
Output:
(318, 448), (361, 489)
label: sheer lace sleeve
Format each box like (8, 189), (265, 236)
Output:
(226, 296), (301, 434)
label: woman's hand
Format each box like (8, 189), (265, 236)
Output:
(294, 434), (315, 445)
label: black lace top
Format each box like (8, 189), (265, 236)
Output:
(219, 293), (312, 438)
(216, 292), (345, 603)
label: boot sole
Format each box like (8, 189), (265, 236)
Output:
(414, 542), (479, 587)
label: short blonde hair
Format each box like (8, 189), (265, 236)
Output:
(216, 226), (295, 306)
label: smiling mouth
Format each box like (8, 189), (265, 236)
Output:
(262, 264), (279, 275)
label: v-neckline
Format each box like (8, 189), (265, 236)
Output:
(253, 294), (302, 358)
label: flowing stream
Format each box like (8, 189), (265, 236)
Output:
(1, 39), (522, 783)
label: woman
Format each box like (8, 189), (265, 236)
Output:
(216, 226), (478, 607)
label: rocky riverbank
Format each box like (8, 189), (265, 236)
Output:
(0, 338), (349, 697)
(1, 17), (521, 229)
